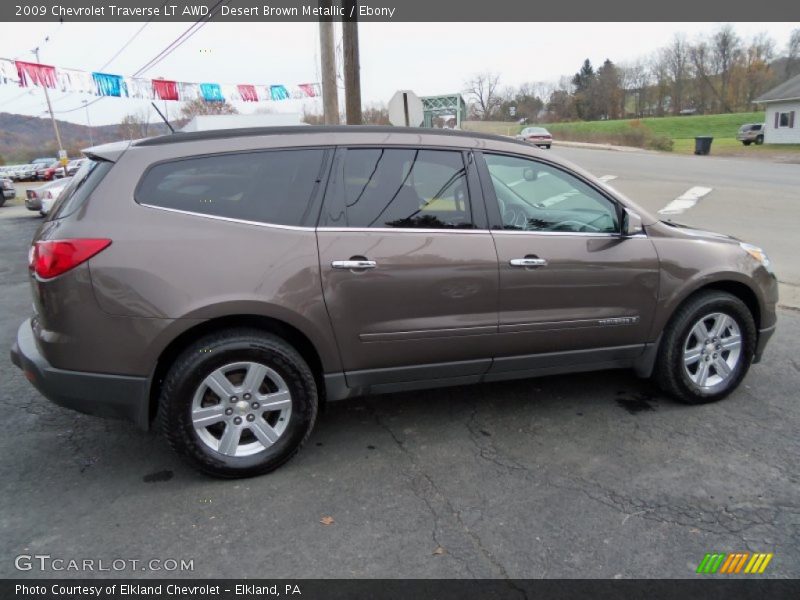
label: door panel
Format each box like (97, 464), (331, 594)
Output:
(491, 232), (659, 357)
(476, 151), (660, 365)
(318, 147), (499, 376)
(318, 231), (498, 372)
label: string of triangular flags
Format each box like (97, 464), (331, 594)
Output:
(0, 57), (321, 103)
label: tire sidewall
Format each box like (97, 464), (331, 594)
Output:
(164, 337), (316, 477)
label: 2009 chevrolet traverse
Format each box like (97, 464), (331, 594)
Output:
(11, 126), (777, 477)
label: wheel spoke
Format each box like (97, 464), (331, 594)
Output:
(242, 363), (269, 394)
(204, 371), (236, 399)
(710, 314), (730, 338)
(192, 404), (226, 428)
(694, 361), (710, 386)
(217, 424), (242, 456)
(260, 389), (292, 411)
(249, 418), (279, 447)
(691, 321), (709, 343)
(721, 334), (741, 351)
(714, 358), (732, 379)
(684, 347), (702, 366)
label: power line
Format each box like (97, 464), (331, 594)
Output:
(98, 20), (153, 72)
(133, 0), (229, 77)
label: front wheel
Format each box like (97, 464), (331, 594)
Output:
(742, 141), (751, 146)
(159, 329), (318, 478)
(755, 135), (764, 145)
(654, 291), (756, 404)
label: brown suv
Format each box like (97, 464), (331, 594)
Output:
(10, 126), (778, 478)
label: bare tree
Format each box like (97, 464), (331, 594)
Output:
(464, 72), (502, 120)
(711, 25), (742, 112)
(649, 51), (670, 116)
(743, 32), (776, 107)
(180, 98), (238, 119)
(118, 110), (151, 140)
(787, 28), (800, 78)
(665, 35), (690, 113)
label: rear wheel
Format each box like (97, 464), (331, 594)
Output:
(159, 329), (318, 478)
(654, 291), (755, 404)
(742, 141), (751, 146)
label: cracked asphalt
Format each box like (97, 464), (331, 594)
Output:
(1, 204), (798, 579)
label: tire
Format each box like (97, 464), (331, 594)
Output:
(653, 291), (756, 405)
(755, 135), (764, 145)
(545, 145), (551, 149)
(0, 197), (5, 208)
(742, 141), (751, 146)
(159, 328), (318, 478)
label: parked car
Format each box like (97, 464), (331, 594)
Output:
(26, 177), (71, 214)
(10, 127), (777, 478)
(10, 164), (37, 182)
(737, 123), (765, 146)
(36, 161), (66, 181)
(516, 126), (553, 149)
(0, 177), (15, 207)
(66, 158), (87, 176)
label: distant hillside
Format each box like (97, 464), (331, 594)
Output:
(0, 112), (171, 163)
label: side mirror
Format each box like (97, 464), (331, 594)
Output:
(523, 167), (539, 181)
(623, 209), (644, 236)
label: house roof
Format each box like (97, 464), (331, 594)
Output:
(755, 73), (800, 103)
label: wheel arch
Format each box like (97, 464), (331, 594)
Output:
(147, 314), (327, 425)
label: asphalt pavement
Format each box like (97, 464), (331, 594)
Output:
(1, 150), (798, 579)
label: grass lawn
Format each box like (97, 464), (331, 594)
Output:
(543, 112), (765, 141)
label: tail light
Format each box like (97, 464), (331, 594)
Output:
(29, 239), (111, 279)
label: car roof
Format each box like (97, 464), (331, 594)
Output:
(132, 125), (535, 149)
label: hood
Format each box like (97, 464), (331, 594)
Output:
(651, 219), (739, 243)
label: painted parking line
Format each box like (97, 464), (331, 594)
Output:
(598, 174), (617, 182)
(658, 186), (713, 215)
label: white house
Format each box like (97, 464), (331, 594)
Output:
(755, 73), (800, 144)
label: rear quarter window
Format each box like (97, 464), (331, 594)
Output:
(135, 149), (327, 227)
(50, 159), (113, 220)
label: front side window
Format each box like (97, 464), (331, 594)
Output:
(136, 149), (326, 227)
(341, 148), (473, 229)
(484, 153), (619, 234)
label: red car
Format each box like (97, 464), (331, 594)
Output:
(515, 126), (553, 149)
(36, 161), (66, 182)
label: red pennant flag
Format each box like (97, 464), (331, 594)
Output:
(152, 79), (179, 101)
(237, 84), (258, 102)
(16, 60), (57, 88)
(298, 83), (319, 98)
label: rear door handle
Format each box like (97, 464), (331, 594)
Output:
(510, 257), (547, 268)
(331, 260), (377, 270)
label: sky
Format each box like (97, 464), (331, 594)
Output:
(0, 21), (797, 126)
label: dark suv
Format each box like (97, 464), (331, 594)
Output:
(11, 127), (778, 478)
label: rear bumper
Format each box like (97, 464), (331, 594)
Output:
(10, 318), (151, 430)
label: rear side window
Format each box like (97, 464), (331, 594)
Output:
(340, 148), (473, 229)
(136, 149), (326, 227)
(50, 159), (113, 220)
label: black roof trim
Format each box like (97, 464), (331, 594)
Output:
(132, 125), (528, 148)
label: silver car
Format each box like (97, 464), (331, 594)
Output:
(736, 123), (764, 146)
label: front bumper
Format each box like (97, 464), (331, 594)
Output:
(10, 318), (151, 429)
(2, 189), (14, 199)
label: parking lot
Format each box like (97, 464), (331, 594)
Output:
(1, 147), (799, 579)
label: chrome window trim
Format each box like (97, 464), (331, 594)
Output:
(139, 204), (648, 238)
(138, 203), (317, 231)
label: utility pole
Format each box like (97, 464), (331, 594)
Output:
(341, 0), (362, 124)
(82, 100), (94, 146)
(318, 1), (339, 125)
(33, 47), (63, 155)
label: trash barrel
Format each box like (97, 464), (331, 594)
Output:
(694, 136), (713, 155)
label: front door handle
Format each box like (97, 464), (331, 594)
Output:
(510, 257), (547, 268)
(332, 259), (377, 270)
